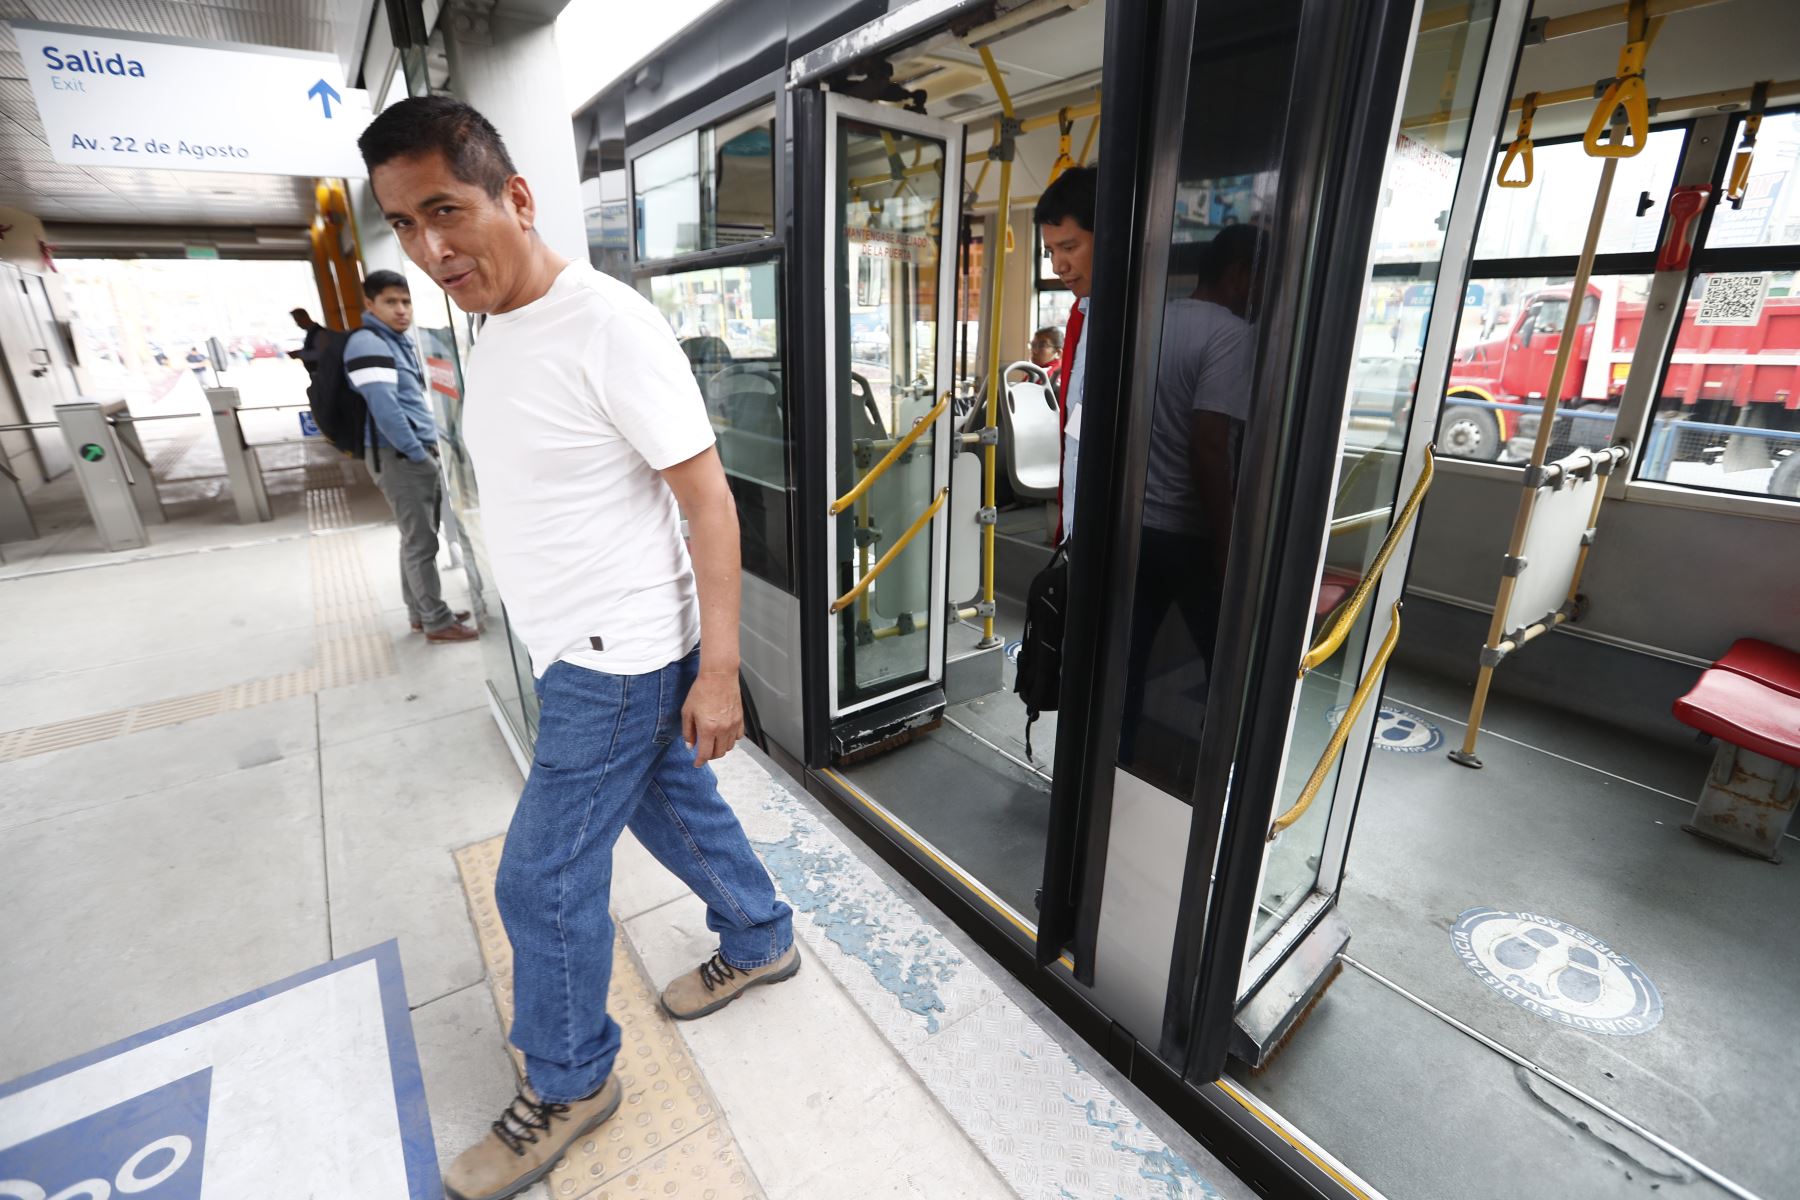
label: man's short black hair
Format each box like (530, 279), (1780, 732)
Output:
(363, 269), (409, 301)
(357, 96), (518, 199)
(1033, 167), (1097, 233)
(289, 307), (310, 320)
(1199, 223), (1266, 284)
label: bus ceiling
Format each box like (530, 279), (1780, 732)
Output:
(1408, 0), (1799, 140)
(795, 0), (1103, 111)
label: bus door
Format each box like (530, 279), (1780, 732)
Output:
(819, 95), (965, 744)
(1144, 0), (1532, 1086)
(1018, 0), (1527, 1088)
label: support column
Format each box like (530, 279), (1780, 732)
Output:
(442, 2), (586, 264)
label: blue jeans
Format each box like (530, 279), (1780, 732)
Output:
(495, 648), (794, 1103)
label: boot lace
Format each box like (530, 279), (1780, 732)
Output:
(491, 1091), (568, 1155)
(698, 952), (740, 993)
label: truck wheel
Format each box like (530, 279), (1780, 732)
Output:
(1438, 404), (1501, 461)
(1772, 453), (1800, 500)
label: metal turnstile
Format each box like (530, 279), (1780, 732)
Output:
(0, 458), (35, 545)
(205, 387), (273, 524)
(54, 401), (149, 552)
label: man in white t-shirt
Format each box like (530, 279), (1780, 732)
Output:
(1120, 225), (1262, 793)
(360, 97), (796, 1200)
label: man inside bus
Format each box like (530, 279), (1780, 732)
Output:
(359, 98), (797, 1200)
(1120, 224), (1263, 793)
(1035, 166), (1097, 545)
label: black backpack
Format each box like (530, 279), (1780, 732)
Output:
(1013, 547), (1068, 761)
(305, 328), (375, 459)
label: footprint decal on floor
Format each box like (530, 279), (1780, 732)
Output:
(1451, 908), (1662, 1036)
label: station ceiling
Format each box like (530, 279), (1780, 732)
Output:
(0, 0), (370, 227)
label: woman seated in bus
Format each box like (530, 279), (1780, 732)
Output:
(1030, 325), (1063, 380)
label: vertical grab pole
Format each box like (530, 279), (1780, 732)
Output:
(978, 46), (1016, 649)
(1451, 154), (1620, 768)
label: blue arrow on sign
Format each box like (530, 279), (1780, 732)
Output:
(308, 78), (342, 118)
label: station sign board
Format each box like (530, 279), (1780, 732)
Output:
(10, 21), (371, 178)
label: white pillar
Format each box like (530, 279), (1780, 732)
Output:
(443, 4), (586, 264)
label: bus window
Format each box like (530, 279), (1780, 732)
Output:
(641, 261), (791, 584)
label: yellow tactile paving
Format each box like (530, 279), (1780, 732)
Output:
(0, 449), (394, 762)
(453, 835), (763, 1200)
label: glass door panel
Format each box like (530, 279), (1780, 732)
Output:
(825, 98), (961, 716)
(1246, 0), (1502, 967)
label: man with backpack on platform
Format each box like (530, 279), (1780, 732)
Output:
(339, 269), (477, 643)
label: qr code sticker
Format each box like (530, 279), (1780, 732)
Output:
(1695, 272), (1769, 327)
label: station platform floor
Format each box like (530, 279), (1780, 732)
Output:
(0, 440), (1251, 1199)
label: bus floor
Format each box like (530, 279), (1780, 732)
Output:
(838, 602), (1056, 924)
(1234, 660), (1793, 1200)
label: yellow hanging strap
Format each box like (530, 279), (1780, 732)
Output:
(1727, 81), (1770, 211)
(1497, 92), (1539, 188)
(1048, 108), (1075, 184)
(1584, 0), (1650, 158)
(1077, 90), (1101, 166)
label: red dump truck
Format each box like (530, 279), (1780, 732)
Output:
(1442, 280), (1800, 493)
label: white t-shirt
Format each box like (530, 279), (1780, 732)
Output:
(462, 262), (716, 677)
(1143, 298), (1252, 535)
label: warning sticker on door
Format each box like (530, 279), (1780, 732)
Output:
(1452, 908), (1663, 1036)
(1694, 272), (1769, 327)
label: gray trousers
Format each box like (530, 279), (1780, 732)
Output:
(370, 454), (454, 631)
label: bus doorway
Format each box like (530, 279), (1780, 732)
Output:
(1155, 1), (1800, 1196)
(804, 0), (1112, 934)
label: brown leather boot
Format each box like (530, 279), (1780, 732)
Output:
(661, 946), (801, 1020)
(425, 620), (480, 644)
(412, 610), (471, 632)
(443, 1076), (621, 1200)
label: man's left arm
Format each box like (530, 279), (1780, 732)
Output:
(661, 449), (743, 766)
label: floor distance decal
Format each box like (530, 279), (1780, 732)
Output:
(1451, 908), (1664, 1036)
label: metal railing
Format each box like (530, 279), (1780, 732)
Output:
(829, 392), (949, 516)
(1301, 446), (1434, 674)
(1269, 601), (1404, 840)
(831, 486), (948, 614)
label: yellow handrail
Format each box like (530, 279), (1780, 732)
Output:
(831, 487), (948, 614)
(829, 393), (949, 516)
(1300, 447), (1434, 675)
(1077, 92), (1101, 166)
(1269, 602), (1402, 840)
(978, 43), (1015, 647)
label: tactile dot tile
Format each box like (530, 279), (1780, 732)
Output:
(148, 423), (202, 476)
(454, 836), (763, 1200)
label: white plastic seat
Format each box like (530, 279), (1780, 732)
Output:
(1000, 361), (1061, 501)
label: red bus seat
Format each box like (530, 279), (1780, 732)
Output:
(1672, 669), (1800, 769)
(1316, 567), (1361, 620)
(1715, 638), (1800, 699)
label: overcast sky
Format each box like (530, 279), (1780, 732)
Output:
(555, 1), (727, 114)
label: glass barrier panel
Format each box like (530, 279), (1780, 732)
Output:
(1636, 268), (1800, 501)
(833, 118), (947, 704)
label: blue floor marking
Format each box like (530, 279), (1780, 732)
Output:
(0, 939), (439, 1197)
